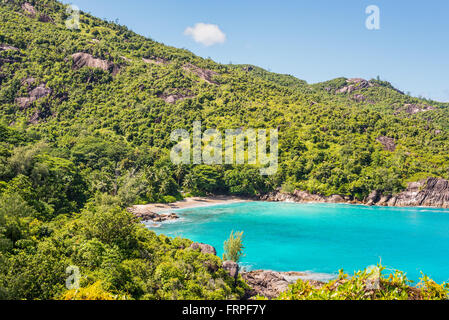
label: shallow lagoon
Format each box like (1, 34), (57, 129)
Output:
(148, 201), (449, 283)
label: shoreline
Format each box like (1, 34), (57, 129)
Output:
(129, 195), (253, 214)
(130, 193), (449, 219)
(262, 199), (449, 210)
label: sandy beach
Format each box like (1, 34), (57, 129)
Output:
(130, 195), (252, 214)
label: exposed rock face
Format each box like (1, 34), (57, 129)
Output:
(352, 94), (366, 102)
(376, 136), (396, 151)
(126, 207), (179, 222)
(183, 63), (219, 84)
(20, 2), (52, 23)
(367, 178), (449, 208)
(260, 189), (348, 204)
(21, 77), (36, 86)
(336, 78), (375, 94)
(153, 212), (179, 222)
(242, 270), (316, 299)
(15, 84), (52, 109)
(142, 57), (167, 65)
(351, 94), (374, 103)
(365, 190), (380, 206)
(0, 44), (19, 51)
(21, 2), (36, 17)
(190, 242), (217, 255)
(401, 103), (436, 115)
(263, 178), (449, 209)
(128, 209), (157, 221)
(222, 261), (239, 281)
(158, 91), (195, 104)
(29, 107), (51, 124)
(71, 53), (118, 74)
(38, 14), (53, 23)
(120, 56), (132, 62)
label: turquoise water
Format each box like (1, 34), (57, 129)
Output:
(148, 201), (449, 283)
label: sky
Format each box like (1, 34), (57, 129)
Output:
(62, 0), (449, 102)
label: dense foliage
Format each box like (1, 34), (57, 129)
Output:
(1, 0), (449, 202)
(0, 0), (448, 299)
(0, 192), (247, 299)
(276, 265), (449, 300)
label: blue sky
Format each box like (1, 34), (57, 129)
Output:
(63, 0), (449, 102)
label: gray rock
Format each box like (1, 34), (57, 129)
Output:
(260, 177), (449, 209)
(190, 242), (217, 255)
(222, 260), (239, 280)
(182, 63), (218, 84)
(403, 103), (435, 114)
(365, 190), (380, 206)
(127, 208), (179, 222)
(0, 44), (18, 51)
(242, 270), (314, 299)
(368, 178), (449, 208)
(376, 136), (396, 151)
(71, 52), (119, 74)
(158, 92), (195, 104)
(142, 57), (167, 65)
(153, 212), (179, 222)
(261, 189), (348, 204)
(336, 78), (375, 94)
(22, 2), (36, 17)
(15, 84), (52, 109)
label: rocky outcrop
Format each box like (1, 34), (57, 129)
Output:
(336, 78), (376, 94)
(142, 57), (167, 65)
(127, 207), (179, 222)
(376, 136), (396, 151)
(0, 44), (19, 51)
(21, 2), (36, 17)
(263, 178), (449, 209)
(29, 107), (52, 124)
(242, 270), (320, 299)
(157, 91), (195, 104)
(190, 242), (217, 255)
(153, 212), (179, 222)
(183, 63), (218, 84)
(366, 178), (449, 208)
(223, 261), (239, 282)
(71, 53), (119, 74)
(397, 103), (436, 115)
(129, 210), (157, 221)
(351, 94), (374, 104)
(38, 14), (53, 23)
(260, 189), (349, 204)
(15, 84), (52, 109)
(120, 56), (132, 63)
(21, 2), (53, 23)
(21, 77), (36, 86)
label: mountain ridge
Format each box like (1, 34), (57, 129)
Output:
(1, 0), (449, 205)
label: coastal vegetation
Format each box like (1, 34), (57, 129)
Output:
(276, 265), (449, 300)
(0, 0), (448, 300)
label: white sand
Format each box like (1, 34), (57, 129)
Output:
(130, 195), (252, 214)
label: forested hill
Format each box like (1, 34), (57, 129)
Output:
(1, 0), (449, 300)
(1, 0), (449, 208)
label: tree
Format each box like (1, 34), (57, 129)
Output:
(223, 231), (245, 263)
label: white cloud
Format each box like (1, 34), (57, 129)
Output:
(184, 23), (226, 46)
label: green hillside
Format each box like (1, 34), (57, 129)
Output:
(0, 0), (449, 299)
